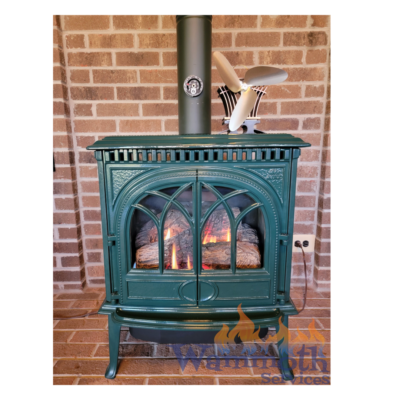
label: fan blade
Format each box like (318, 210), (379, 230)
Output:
(213, 51), (242, 93)
(244, 66), (288, 86)
(229, 88), (257, 131)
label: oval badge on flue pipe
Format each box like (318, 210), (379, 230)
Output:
(176, 15), (212, 135)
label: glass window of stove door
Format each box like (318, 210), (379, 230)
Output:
(200, 185), (264, 271)
(129, 185), (194, 271)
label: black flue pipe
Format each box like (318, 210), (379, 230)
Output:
(176, 15), (212, 135)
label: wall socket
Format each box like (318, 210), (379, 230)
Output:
(292, 234), (315, 253)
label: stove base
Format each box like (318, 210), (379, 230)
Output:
(128, 326), (269, 344)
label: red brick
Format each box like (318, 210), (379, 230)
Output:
(211, 103), (225, 116)
(54, 359), (109, 375)
(63, 16), (110, 30)
(140, 69), (177, 84)
(53, 101), (70, 116)
(259, 50), (303, 65)
(311, 15), (330, 28)
(71, 300), (102, 309)
(70, 69), (90, 83)
(318, 195), (331, 210)
(300, 148), (320, 162)
(284, 31), (328, 47)
(53, 166), (76, 180)
(295, 209), (315, 222)
(53, 28), (63, 46)
(118, 358), (181, 375)
(321, 165), (331, 179)
(53, 343), (96, 358)
(281, 101), (324, 115)
(54, 241), (82, 254)
(88, 265), (105, 278)
(53, 48), (65, 65)
(306, 49), (327, 64)
(213, 15), (257, 29)
(54, 331), (73, 343)
(53, 181), (78, 195)
(315, 239), (330, 254)
(117, 86), (160, 100)
(74, 104), (93, 116)
(294, 223), (315, 234)
(235, 32), (280, 47)
(298, 165), (319, 178)
(264, 85), (302, 99)
(142, 103), (178, 116)
(53, 66), (66, 82)
(97, 103), (139, 117)
(87, 252), (102, 262)
(323, 133), (330, 147)
(213, 32), (232, 48)
(325, 100), (331, 115)
(84, 210), (101, 221)
(61, 255), (83, 268)
(261, 15), (307, 28)
(53, 377), (75, 385)
(53, 15), (61, 28)
(68, 52), (112, 67)
(84, 224), (102, 235)
(297, 180), (317, 193)
(55, 197), (79, 211)
(76, 136), (94, 148)
(305, 85), (325, 97)
(116, 52), (159, 66)
(119, 120), (161, 133)
(163, 86), (177, 100)
(138, 33), (176, 48)
(113, 15), (158, 30)
(257, 102), (278, 115)
(295, 195), (316, 208)
(314, 267), (331, 282)
(303, 117), (321, 130)
(53, 135), (73, 149)
(66, 34), (85, 49)
(322, 149), (330, 163)
(319, 180), (330, 195)
(53, 212), (79, 225)
(315, 253), (330, 267)
(79, 166), (97, 178)
(213, 51), (254, 66)
(93, 69), (137, 83)
(285, 67), (325, 82)
(149, 378), (215, 385)
(317, 225), (330, 239)
(53, 118), (72, 133)
(85, 238), (103, 250)
(165, 119), (178, 131)
(318, 210), (330, 224)
(71, 86), (114, 101)
(82, 196), (100, 207)
(89, 34), (134, 48)
(90, 278), (105, 285)
(53, 84), (68, 100)
(74, 120), (116, 133)
(58, 227), (82, 240)
(162, 52), (177, 66)
(258, 118), (299, 131)
(81, 181), (99, 193)
(78, 151), (97, 164)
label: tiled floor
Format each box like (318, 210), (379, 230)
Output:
(53, 287), (330, 385)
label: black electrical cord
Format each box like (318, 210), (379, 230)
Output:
(294, 240), (308, 313)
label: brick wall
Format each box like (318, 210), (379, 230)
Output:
(53, 15), (331, 290)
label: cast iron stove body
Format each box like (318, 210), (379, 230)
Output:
(87, 135), (310, 379)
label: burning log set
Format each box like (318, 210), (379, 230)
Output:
(135, 207), (261, 269)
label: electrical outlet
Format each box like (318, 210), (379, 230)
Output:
(292, 234), (315, 253)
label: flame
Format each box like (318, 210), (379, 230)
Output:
(187, 255), (191, 270)
(227, 228), (230, 242)
(171, 243), (178, 269)
(165, 229), (171, 240)
(215, 304), (268, 355)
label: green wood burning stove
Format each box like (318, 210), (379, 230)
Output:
(87, 15), (310, 380)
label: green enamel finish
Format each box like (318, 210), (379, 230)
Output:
(88, 134), (309, 379)
(86, 134), (311, 150)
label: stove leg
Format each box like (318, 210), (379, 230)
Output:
(276, 314), (294, 381)
(105, 315), (121, 379)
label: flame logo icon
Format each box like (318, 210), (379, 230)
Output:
(214, 304), (325, 358)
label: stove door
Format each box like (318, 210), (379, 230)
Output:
(196, 171), (281, 308)
(123, 174), (199, 307)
